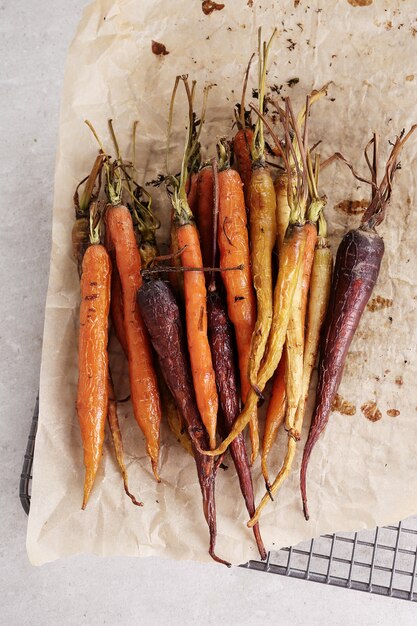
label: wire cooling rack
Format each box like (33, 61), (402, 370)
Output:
(21, 399), (417, 602)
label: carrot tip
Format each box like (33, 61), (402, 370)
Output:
(209, 550), (232, 568)
(151, 466), (161, 483)
(124, 483), (144, 507)
(265, 481), (274, 502)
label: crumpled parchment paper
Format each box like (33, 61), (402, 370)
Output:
(27, 0), (417, 566)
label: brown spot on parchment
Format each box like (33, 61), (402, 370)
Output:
(151, 41), (169, 56)
(406, 74), (415, 81)
(366, 295), (393, 312)
(294, 0), (300, 6)
(387, 409), (400, 417)
(384, 21), (393, 30)
(395, 376), (403, 386)
(247, 0), (253, 6)
(332, 394), (356, 416)
(202, 1), (225, 15)
(361, 401), (382, 422)
(347, 0), (372, 6)
(335, 199), (368, 215)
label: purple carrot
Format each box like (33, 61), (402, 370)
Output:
(206, 157), (266, 559)
(137, 278), (230, 567)
(301, 127), (416, 521)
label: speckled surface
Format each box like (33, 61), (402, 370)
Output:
(1, 1), (417, 623)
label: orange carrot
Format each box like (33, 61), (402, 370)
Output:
(105, 203), (162, 480)
(217, 160), (258, 463)
(195, 164), (214, 269)
(261, 352), (286, 486)
(176, 222), (218, 449)
(77, 231), (111, 509)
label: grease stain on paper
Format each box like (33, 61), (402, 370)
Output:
(335, 199), (368, 215)
(332, 394), (356, 416)
(366, 295), (393, 312)
(361, 401), (382, 422)
(347, 0), (373, 6)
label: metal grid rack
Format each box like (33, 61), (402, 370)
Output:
(21, 399), (417, 602)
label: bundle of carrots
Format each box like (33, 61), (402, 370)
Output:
(72, 28), (415, 564)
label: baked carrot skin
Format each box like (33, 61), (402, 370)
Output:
(248, 164), (277, 387)
(233, 127), (253, 206)
(284, 222), (317, 433)
(261, 352), (286, 485)
(218, 167), (258, 460)
(300, 228), (384, 520)
(177, 221), (218, 450)
(207, 288), (266, 560)
(195, 165), (214, 269)
(105, 204), (162, 480)
(201, 223), (306, 458)
(137, 279), (230, 566)
(77, 243), (111, 509)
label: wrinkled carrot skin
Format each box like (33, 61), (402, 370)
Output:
(195, 166), (214, 269)
(177, 221), (218, 450)
(218, 167), (258, 462)
(77, 244), (111, 509)
(201, 224), (306, 458)
(284, 222), (317, 432)
(137, 279), (230, 566)
(261, 352), (286, 486)
(233, 127), (254, 206)
(301, 228), (384, 520)
(275, 174), (292, 249)
(207, 288), (266, 560)
(107, 373), (142, 506)
(257, 224), (307, 391)
(249, 224), (318, 526)
(105, 204), (162, 481)
(248, 164), (277, 387)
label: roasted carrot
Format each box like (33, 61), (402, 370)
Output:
(260, 172), (292, 484)
(207, 159), (266, 560)
(233, 54), (255, 205)
(201, 100), (308, 458)
(73, 162), (138, 504)
(247, 29), (277, 389)
(249, 156), (329, 526)
(77, 206), (111, 509)
(137, 278), (230, 566)
(195, 164), (214, 269)
(167, 76), (218, 449)
(105, 200), (162, 481)
(261, 352), (286, 487)
(300, 128), (416, 520)
(217, 144), (258, 463)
